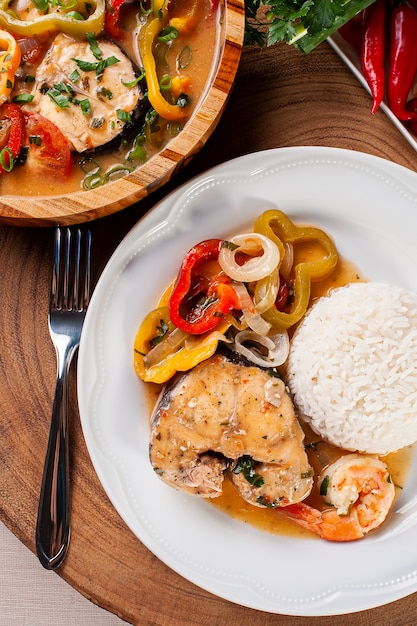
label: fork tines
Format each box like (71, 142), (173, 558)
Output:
(52, 227), (92, 313)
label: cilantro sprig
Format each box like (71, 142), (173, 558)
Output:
(244, 0), (376, 53)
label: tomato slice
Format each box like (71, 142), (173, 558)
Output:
(23, 111), (72, 179)
(0, 103), (25, 174)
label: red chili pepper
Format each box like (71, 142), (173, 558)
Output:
(387, 1), (417, 122)
(0, 103), (25, 174)
(105, 0), (125, 40)
(169, 239), (240, 335)
(360, 0), (388, 115)
(339, 16), (362, 50)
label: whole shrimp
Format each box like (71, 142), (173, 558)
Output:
(278, 454), (396, 542)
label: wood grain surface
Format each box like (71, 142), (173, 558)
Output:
(2, 38), (417, 626)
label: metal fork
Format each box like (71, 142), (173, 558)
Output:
(36, 226), (92, 570)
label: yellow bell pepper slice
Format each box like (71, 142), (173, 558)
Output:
(0, 0), (105, 36)
(171, 75), (192, 99)
(134, 306), (230, 384)
(169, 0), (202, 35)
(138, 10), (188, 121)
(254, 209), (338, 331)
(0, 30), (21, 105)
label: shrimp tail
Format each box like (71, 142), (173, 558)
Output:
(278, 502), (365, 542)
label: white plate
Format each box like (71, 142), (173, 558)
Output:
(78, 146), (417, 617)
(328, 33), (417, 153)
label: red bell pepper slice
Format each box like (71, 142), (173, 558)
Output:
(0, 103), (25, 174)
(169, 239), (240, 335)
(105, 0), (125, 40)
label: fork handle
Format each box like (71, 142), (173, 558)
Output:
(36, 346), (77, 570)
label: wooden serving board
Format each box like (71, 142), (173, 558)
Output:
(2, 40), (417, 626)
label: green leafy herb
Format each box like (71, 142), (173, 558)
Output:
(158, 25), (178, 43)
(122, 70), (145, 88)
(65, 11), (85, 20)
(32, 0), (48, 12)
(320, 474), (330, 496)
(13, 93), (34, 103)
(71, 55), (119, 77)
(221, 240), (239, 251)
(233, 455), (265, 488)
(86, 31), (103, 59)
(97, 86), (113, 100)
(244, 0), (376, 54)
(47, 88), (70, 109)
(116, 109), (132, 123)
(150, 319), (170, 348)
(79, 98), (91, 115)
(126, 133), (147, 163)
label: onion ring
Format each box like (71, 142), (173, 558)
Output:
(219, 233), (280, 282)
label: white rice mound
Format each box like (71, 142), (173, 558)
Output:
(286, 282), (417, 455)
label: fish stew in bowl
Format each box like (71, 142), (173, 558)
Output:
(0, 0), (244, 223)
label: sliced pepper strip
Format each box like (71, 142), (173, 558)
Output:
(0, 103), (24, 173)
(0, 30), (21, 105)
(134, 306), (230, 383)
(0, 0), (105, 36)
(169, 239), (240, 335)
(105, 0), (125, 40)
(169, 0), (202, 35)
(138, 10), (189, 121)
(254, 209), (338, 331)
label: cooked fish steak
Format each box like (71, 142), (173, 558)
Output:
(150, 354), (313, 507)
(24, 33), (143, 152)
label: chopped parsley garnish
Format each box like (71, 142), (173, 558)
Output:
(150, 319), (170, 348)
(116, 109), (132, 123)
(320, 474), (330, 496)
(233, 455), (265, 488)
(86, 32), (103, 59)
(13, 93), (34, 103)
(32, 0), (48, 12)
(69, 69), (81, 83)
(221, 240), (239, 251)
(79, 98), (91, 115)
(71, 55), (120, 78)
(122, 70), (145, 88)
(90, 117), (104, 129)
(48, 88), (70, 109)
(97, 86), (113, 100)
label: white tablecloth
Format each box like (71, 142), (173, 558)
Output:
(0, 521), (128, 625)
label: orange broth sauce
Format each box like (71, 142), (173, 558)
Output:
(0, 0), (217, 196)
(144, 238), (415, 539)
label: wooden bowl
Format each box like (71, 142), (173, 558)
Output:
(0, 0), (245, 227)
